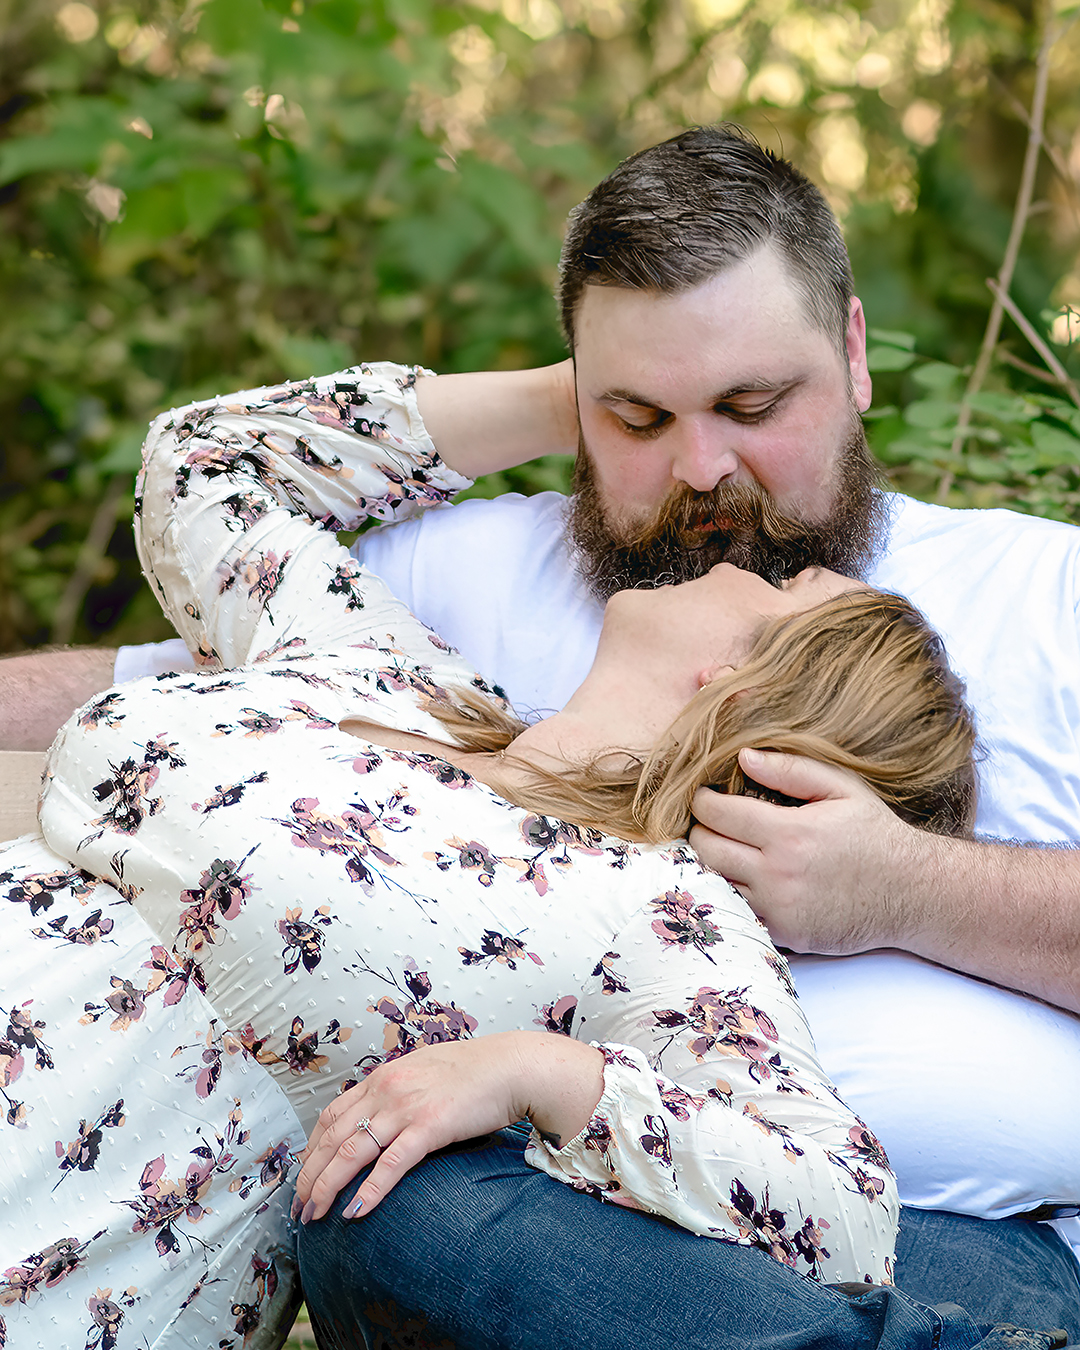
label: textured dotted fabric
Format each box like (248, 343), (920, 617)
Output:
(1, 365), (896, 1349)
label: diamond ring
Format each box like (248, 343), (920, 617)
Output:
(354, 1116), (384, 1150)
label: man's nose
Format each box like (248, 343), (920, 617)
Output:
(670, 418), (741, 493)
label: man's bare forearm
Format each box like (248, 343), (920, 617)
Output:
(899, 829), (1080, 1015)
(0, 647), (117, 750)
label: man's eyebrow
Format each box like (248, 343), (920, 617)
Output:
(600, 387), (661, 408)
(712, 378), (800, 401)
(600, 378), (802, 408)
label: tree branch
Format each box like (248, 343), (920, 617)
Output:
(987, 278), (1080, 410)
(51, 475), (128, 647)
(944, 3), (1056, 492)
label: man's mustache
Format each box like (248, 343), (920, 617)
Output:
(613, 480), (817, 555)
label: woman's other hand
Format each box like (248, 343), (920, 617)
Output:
(293, 1030), (604, 1223)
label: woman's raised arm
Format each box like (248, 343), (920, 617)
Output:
(413, 360), (578, 479)
(137, 362), (476, 669)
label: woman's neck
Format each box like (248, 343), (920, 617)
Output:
(341, 658), (684, 798)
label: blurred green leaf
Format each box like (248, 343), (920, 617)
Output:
(867, 328), (917, 350)
(867, 345), (918, 372)
(911, 362), (964, 394)
(903, 399), (961, 429)
(967, 391), (1040, 421)
(1031, 421), (1080, 464)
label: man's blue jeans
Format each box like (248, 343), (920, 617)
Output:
(296, 1124), (1078, 1349)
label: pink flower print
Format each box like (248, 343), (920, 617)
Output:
(276, 905), (334, 975)
(1, 865), (98, 917)
(742, 1101), (805, 1162)
(191, 771), (269, 815)
(125, 1134), (237, 1266)
(229, 1142), (293, 1202)
(281, 1015), (351, 1074)
(649, 890), (724, 960)
(534, 995), (577, 1037)
(639, 1113), (672, 1166)
(846, 1121), (892, 1173)
(351, 749), (383, 775)
(724, 1177), (806, 1272)
(327, 561), (366, 612)
(458, 929), (543, 971)
(104, 978), (146, 1031)
(0, 1233), (103, 1308)
(85, 1287), (136, 1350)
(655, 986), (779, 1079)
(4, 1002), (53, 1072)
(284, 699), (335, 730)
(791, 1213), (833, 1277)
(238, 708), (283, 738)
(276, 797), (400, 890)
(177, 853), (257, 954)
(77, 691), (125, 730)
(657, 1082), (707, 1121)
(54, 1100), (126, 1188)
(221, 488), (268, 531)
(89, 738), (184, 838)
(31, 908), (114, 946)
(592, 952), (629, 996)
(830, 1153), (890, 1203)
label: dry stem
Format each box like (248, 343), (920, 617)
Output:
(943, 3), (1057, 497)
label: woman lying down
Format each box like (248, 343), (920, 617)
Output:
(1, 363), (978, 1349)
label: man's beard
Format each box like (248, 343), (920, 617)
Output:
(567, 414), (887, 599)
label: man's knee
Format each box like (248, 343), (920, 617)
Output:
(895, 1207), (1080, 1342)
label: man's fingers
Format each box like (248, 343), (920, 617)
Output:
(691, 785), (782, 849)
(687, 821), (760, 893)
(737, 747), (865, 803)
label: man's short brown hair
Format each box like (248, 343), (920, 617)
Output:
(558, 125), (854, 353)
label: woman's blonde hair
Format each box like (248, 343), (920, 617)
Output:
(432, 589), (978, 844)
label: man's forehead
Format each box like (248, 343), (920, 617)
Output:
(574, 260), (827, 370)
(574, 302), (832, 411)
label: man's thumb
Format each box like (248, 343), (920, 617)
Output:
(738, 747), (854, 804)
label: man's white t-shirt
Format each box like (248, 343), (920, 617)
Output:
(117, 489), (1080, 1256)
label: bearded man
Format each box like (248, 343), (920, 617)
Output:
(3, 127), (1079, 1347)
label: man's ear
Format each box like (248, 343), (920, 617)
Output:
(846, 297), (873, 412)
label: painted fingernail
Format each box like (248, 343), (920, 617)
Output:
(290, 1194), (302, 1222)
(343, 1197), (364, 1220)
(300, 1200), (316, 1226)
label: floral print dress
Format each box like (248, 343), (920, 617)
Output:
(1, 363), (897, 1350)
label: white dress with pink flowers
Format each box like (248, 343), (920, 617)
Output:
(0, 364), (896, 1350)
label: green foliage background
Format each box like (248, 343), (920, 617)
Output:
(2, 0), (1080, 651)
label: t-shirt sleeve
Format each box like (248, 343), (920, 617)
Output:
(527, 859), (899, 1285)
(114, 638), (196, 682)
(136, 363), (476, 674)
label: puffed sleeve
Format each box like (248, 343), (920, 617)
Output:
(136, 363), (474, 671)
(527, 859), (899, 1286)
